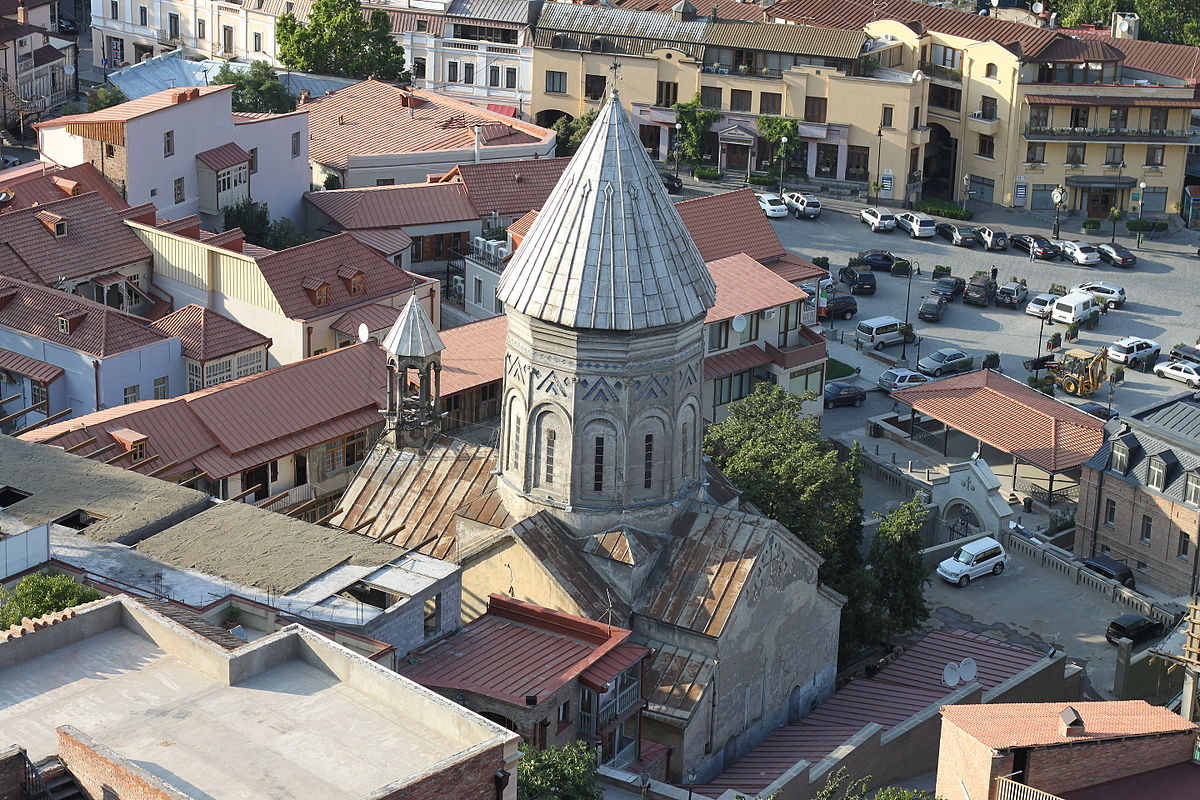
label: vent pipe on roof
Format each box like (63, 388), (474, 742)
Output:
(473, 125), (482, 163)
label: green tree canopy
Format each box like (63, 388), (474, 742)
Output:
(276, 0), (409, 80)
(868, 494), (932, 646)
(0, 572), (102, 628)
(223, 199), (310, 250)
(88, 86), (125, 112)
(1049, 0), (1200, 45)
(551, 109), (598, 157)
(212, 61), (298, 114)
(672, 94), (720, 165)
(756, 116), (800, 166)
(516, 741), (602, 800)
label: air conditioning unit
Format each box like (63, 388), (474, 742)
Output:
(450, 275), (465, 296)
(484, 239), (502, 259)
(761, 308), (776, 319)
(472, 236), (488, 256)
(495, 246), (510, 260)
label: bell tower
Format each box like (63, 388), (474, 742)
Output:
(493, 92), (717, 532)
(381, 295), (444, 450)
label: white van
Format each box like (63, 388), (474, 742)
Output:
(937, 536), (1008, 587)
(1050, 291), (1099, 325)
(855, 315), (913, 350)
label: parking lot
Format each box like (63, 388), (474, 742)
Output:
(769, 205), (1200, 417)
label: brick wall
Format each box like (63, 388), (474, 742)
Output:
(380, 742), (509, 800)
(0, 746), (27, 800)
(58, 727), (184, 800)
(82, 138), (128, 193)
(935, 720), (1012, 800)
(1024, 731), (1197, 796)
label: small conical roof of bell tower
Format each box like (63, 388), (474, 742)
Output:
(381, 295), (444, 359)
(495, 91), (716, 331)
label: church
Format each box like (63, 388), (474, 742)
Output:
(333, 91), (844, 782)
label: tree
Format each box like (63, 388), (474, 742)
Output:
(276, 0), (409, 80)
(222, 199), (310, 250)
(755, 116), (800, 170)
(0, 572), (101, 628)
(1048, 0), (1200, 45)
(812, 768), (937, 800)
(516, 741), (602, 800)
(87, 86), (125, 112)
(672, 94), (720, 166)
(868, 494), (932, 646)
(551, 109), (598, 157)
(212, 61), (298, 114)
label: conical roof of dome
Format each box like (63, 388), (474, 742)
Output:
(381, 295), (444, 359)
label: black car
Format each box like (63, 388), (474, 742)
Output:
(824, 381), (866, 409)
(962, 276), (997, 306)
(1169, 344), (1200, 365)
(1106, 613), (1163, 645)
(819, 294), (858, 321)
(1097, 243), (1137, 267)
(659, 172), (683, 193)
(1011, 233), (1061, 259)
(1075, 402), (1120, 422)
(838, 266), (877, 295)
(58, 17), (79, 34)
(935, 222), (978, 246)
(859, 250), (901, 271)
(930, 276), (966, 299)
(1082, 554), (1135, 586)
(917, 295), (947, 322)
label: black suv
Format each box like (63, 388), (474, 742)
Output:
(1081, 555), (1135, 588)
(819, 294), (858, 320)
(1106, 613), (1163, 645)
(1169, 344), (1200, 365)
(963, 276), (997, 306)
(930, 276), (966, 299)
(659, 173), (683, 193)
(838, 266), (877, 295)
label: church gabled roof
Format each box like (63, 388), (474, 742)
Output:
(495, 91), (716, 330)
(381, 295), (443, 359)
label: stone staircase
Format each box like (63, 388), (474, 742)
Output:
(34, 758), (86, 800)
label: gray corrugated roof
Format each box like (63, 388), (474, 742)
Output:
(446, 0), (534, 24)
(536, 2), (709, 43)
(703, 20), (866, 60)
(107, 49), (356, 101)
(495, 91), (716, 330)
(382, 294), (445, 359)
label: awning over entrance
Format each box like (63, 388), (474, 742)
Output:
(1065, 176), (1138, 189)
(716, 123), (757, 144)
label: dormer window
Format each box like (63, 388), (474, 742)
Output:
(315, 285), (329, 306)
(131, 441), (146, 461)
(1110, 442), (1128, 474)
(302, 276), (331, 307)
(54, 221), (67, 237)
(58, 318), (69, 334)
(1186, 472), (1200, 506)
(350, 275), (365, 295)
(35, 209), (65, 235)
(56, 309), (87, 334)
(337, 264), (365, 296)
(1147, 456), (1166, 491)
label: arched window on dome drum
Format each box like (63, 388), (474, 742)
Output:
(643, 434), (654, 489)
(593, 436), (605, 493)
(545, 430), (557, 485)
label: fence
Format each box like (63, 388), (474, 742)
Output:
(995, 777), (1064, 800)
(1016, 477), (1079, 506)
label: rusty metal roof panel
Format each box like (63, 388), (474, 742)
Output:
(642, 641), (713, 721)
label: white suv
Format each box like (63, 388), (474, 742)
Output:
(1074, 281), (1126, 308)
(781, 191), (822, 218)
(896, 211), (936, 238)
(1108, 336), (1160, 366)
(859, 207), (897, 231)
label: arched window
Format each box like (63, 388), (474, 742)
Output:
(593, 436), (605, 492)
(985, 63), (998, 79)
(680, 421), (690, 479)
(643, 434), (654, 489)
(509, 413), (522, 471)
(545, 430), (557, 485)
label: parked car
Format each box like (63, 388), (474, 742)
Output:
(824, 381), (866, 408)
(877, 368), (931, 391)
(935, 222), (978, 246)
(996, 282), (1028, 308)
(1050, 291), (1099, 325)
(1011, 233), (1060, 259)
(1153, 359), (1200, 388)
(782, 191), (822, 218)
(859, 250), (902, 271)
(1081, 555), (1135, 587)
(756, 193), (789, 218)
(1106, 613), (1163, 645)
(975, 225), (1008, 250)
(896, 211), (936, 238)
(1075, 402), (1120, 421)
(937, 536), (1008, 587)
(0, 155), (19, 169)
(1024, 293), (1058, 318)
(1073, 281), (1126, 308)
(659, 172), (683, 193)
(859, 206), (897, 231)
(57, 17), (79, 34)
(917, 347), (974, 377)
(1169, 344), (1200, 365)
(819, 294), (858, 321)
(917, 295), (948, 322)
(838, 266), (877, 295)
(963, 275), (997, 306)
(855, 316), (915, 350)
(1108, 336), (1160, 366)
(1057, 241), (1101, 265)
(930, 276), (966, 299)
(1097, 242), (1137, 267)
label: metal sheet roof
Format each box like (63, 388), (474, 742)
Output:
(702, 344), (773, 381)
(195, 142), (252, 172)
(0, 346), (64, 384)
(703, 20), (866, 60)
(150, 304), (271, 362)
(446, 0), (532, 24)
(381, 295), (444, 359)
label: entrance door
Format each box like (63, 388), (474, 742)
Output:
(241, 464), (270, 501)
(1087, 190), (1112, 218)
(725, 143), (750, 171)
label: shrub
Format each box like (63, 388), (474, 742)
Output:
(1126, 219), (1168, 232)
(1047, 508), (1076, 534)
(983, 353), (1000, 369)
(1081, 219), (1101, 230)
(932, 265), (952, 278)
(1048, 283), (1068, 296)
(747, 174), (777, 186)
(848, 257), (868, 267)
(693, 166), (721, 180)
(812, 256), (830, 270)
(913, 199), (973, 220)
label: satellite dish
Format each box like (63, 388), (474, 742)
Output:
(1118, 19), (1130, 32)
(942, 662), (961, 687)
(64, 64), (76, 75)
(357, 323), (369, 343)
(1031, 1), (1044, 13)
(731, 314), (748, 333)
(991, 0), (999, 6)
(978, 8), (989, 14)
(960, 657), (978, 683)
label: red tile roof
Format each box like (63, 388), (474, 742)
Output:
(306, 182), (480, 229)
(695, 630), (1047, 797)
(891, 369), (1105, 472)
(195, 142), (252, 172)
(703, 344), (773, 381)
(438, 315), (508, 396)
(1073, 29), (1200, 83)
(0, 346), (64, 384)
(304, 80), (554, 169)
(400, 595), (646, 704)
(942, 701), (1197, 750)
(0, 192), (152, 284)
(0, 276), (171, 358)
(437, 157), (571, 217)
(769, 253), (831, 285)
(254, 233), (429, 320)
(36, 85), (231, 128)
(330, 303), (402, 337)
(706, 252), (807, 323)
(508, 209), (538, 241)
(674, 188), (788, 263)
(0, 163), (129, 214)
(150, 304), (271, 362)
(23, 343), (386, 480)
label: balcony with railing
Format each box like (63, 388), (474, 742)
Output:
(994, 778), (1064, 800)
(1023, 124), (1199, 143)
(765, 325), (827, 370)
(700, 63), (784, 80)
(157, 28), (182, 45)
(967, 110), (1000, 133)
(919, 61), (962, 82)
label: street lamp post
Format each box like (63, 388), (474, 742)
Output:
(779, 134), (788, 192)
(1051, 185), (1066, 240)
(674, 121), (682, 179)
(875, 127), (883, 204)
(901, 259), (917, 362)
(686, 769), (698, 800)
(962, 173), (971, 210)
(1137, 180), (1147, 248)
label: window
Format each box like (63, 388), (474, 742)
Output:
(138, 5), (146, 25)
(979, 96), (997, 121)
(375, 178), (395, 186)
(505, 67), (517, 89)
(463, 63), (475, 84)
(1145, 144), (1165, 166)
(163, 130), (174, 157)
(928, 84), (961, 112)
(291, 131), (301, 158)
(197, 19), (205, 39)
(1066, 143), (1086, 165)
(681, 421), (690, 475)
(324, 430), (367, 472)
(1026, 142), (1045, 164)
(700, 86), (722, 109)
(1110, 443), (1128, 473)
(1149, 108), (1169, 129)
(234, 350), (262, 378)
(53, 221), (67, 237)
(760, 92), (782, 115)
(977, 134), (994, 158)
(173, 177), (185, 203)
(410, 238), (424, 262)
(815, 143), (838, 178)
(31, 381), (47, 409)
(584, 74), (606, 101)
(714, 370), (753, 406)
(168, 12), (179, 38)
(489, 65), (500, 87)
(804, 96), (827, 123)
(314, 285), (329, 307)
(1070, 107), (1089, 128)
(455, 24), (518, 44)
(545, 429), (556, 484)
(1104, 498), (1116, 526)
(1179, 531), (1190, 560)
(1140, 514), (1152, 543)
(123, 385), (140, 404)
(1148, 457), (1166, 490)
(1186, 473), (1200, 506)
(642, 433), (654, 489)
(881, 105), (894, 127)
(416, 18), (428, 31)
(912, 106), (922, 129)
(656, 81), (678, 108)
(218, 164), (248, 193)
(593, 436), (605, 492)
(106, 143), (115, 158)
(110, 0), (118, 18)
(1105, 143), (1125, 166)
(1029, 105), (1049, 127)
(730, 89), (751, 112)
(423, 594), (440, 638)
(925, 44), (962, 70)
(509, 414), (522, 471)
(153, 376), (169, 399)
(985, 62), (997, 79)
(413, 56), (426, 78)
(253, 32), (261, 51)
(187, 361), (202, 391)
(1109, 107), (1128, 128)
(131, 441), (146, 461)
(558, 701), (570, 725)
(545, 70), (566, 93)
(910, 146), (920, 176)
(349, 274), (365, 295)
(707, 321), (729, 351)
(738, 312), (759, 344)
(1137, 560), (1147, 570)
(1141, 186), (1167, 212)
(447, 61), (459, 83)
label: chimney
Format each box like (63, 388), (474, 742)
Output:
(0, 286), (17, 312)
(16, 0), (27, 24)
(672, 0), (696, 22)
(1111, 12), (1140, 39)
(473, 125), (482, 163)
(190, 87), (200, 100)
(298, 89), (310, 104)
(1058, 706), (1085, 737)
(338, 114), (345, 125)
(710, 4), (718, 21)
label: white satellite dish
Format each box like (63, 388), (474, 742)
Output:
(990, 0), (999, 6)
(1031, 1), (1044, 13)
(357, 323), (370, 343)
(942, 661), (961, 687)
(960, 657), (978, 683)
(978, 8), (989, 14)
(731, 314), (748, 333)
(1118, 19), (1130, 32)
(64, 64), (76, 75)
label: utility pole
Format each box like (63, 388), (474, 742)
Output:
(1181, 595), (1199, 723)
